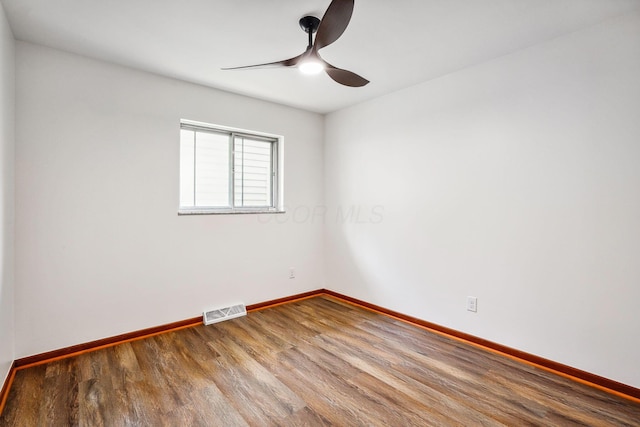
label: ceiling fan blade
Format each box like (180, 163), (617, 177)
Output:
(314, 0), (354, 51)
(222, 53), (304, 70)
(323, 61), (369, 87)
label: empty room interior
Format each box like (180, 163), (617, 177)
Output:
(1, 0), (640, 425)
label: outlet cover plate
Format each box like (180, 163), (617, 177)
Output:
(467, 296), (478, 312)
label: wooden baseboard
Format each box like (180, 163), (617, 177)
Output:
(246, 289), (324, 312)
(14, 316), (202, 370)
(6, 288), (639, 407)
(14, 290), (325, 370)
(321, 289), (640, 402)
(0, 362), (16, 416)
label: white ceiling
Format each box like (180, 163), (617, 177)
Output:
(2, 0), (640, 114)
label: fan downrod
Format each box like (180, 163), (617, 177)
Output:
(299, 16), (320, 34)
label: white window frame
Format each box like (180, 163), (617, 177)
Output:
(178, 119), (284, 215)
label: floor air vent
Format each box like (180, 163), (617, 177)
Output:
(203, 303), (247, 325)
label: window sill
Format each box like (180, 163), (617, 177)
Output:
(178, 208), (286, 216)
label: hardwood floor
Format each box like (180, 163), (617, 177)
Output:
(1, 296), (639, 426)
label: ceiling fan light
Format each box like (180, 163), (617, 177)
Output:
(299, 58), (324, 75)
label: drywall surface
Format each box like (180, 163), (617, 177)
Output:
(0, 2), (15, 383)
(15, 42), (325, 357)
(325, 11), (640, 388)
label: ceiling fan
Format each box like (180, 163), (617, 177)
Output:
(222, 0), (369, 87)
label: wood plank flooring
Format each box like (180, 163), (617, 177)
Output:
(1, 296), (639, 426)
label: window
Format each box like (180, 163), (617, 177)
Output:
(179, 120), (282, 214)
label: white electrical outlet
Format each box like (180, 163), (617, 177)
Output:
(467, 296), (477, 312)
(289, 268), (295, 279)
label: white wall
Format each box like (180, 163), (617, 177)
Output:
(0, 1), (15, 384)
(15, 42), (325, 357)
(325, 11), (640, 388)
